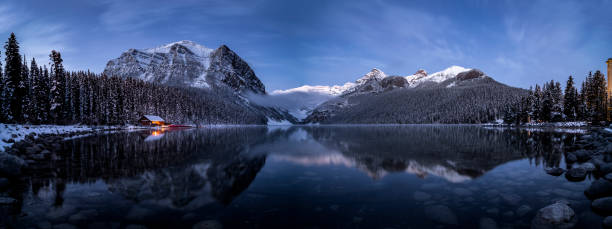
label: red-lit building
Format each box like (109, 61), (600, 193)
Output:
(139, 115), (165, 126)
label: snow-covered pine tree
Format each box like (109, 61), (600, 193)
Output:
(40, 66), (50, 123)
(4, 33), (23, 123)
(531, 85), (542, 122)
(563, 75), (577, 121)
(29, 58), (41, 123)
(21, 55), (34, 123)
(49, 50), (65, 123)
(551, 81), (563, 121)
(0, 49), (5, 123)
(70, 72), (81, 122)
(591, 70), (607, 123)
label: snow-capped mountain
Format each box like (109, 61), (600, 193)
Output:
(270, 66), (477, 121)
(103, 40), (266, 94)
(277, 66), (473, 98)
(271, 84), (355, 97)
(405, 66), (472, 88)
(103, 40), (300, 125)
(302, 67), (528, 124)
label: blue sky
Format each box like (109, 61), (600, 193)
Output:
(1, 0), (611, 91)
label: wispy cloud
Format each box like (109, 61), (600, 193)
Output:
(0, 4), (21, 33)
(492, 0), (599, 86)
(95, 0), (256, 32)
(0, 3), (71, 67)
(19, 23), (72, 66)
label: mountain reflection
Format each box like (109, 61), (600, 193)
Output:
(13, 125), (578, 212)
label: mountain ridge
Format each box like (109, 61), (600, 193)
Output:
(103, 40), (266, 94)
(103, 40), (526, 125)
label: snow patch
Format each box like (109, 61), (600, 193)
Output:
(266, 118), (293, 126)
(0, 124), (93, 152)
(406, 66), (470, 87)
(271, 83), (356, 96)
(143, 40), (213, 57)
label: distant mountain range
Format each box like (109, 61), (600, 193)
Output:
(104, 40), (527, 124)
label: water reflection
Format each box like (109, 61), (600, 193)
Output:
(2, 125), (586, 228)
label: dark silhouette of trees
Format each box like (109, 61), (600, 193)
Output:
(506, 72), (609, 125)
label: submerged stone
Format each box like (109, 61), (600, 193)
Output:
(453, 187), (473, 196)
(52, 223), (77, 229)
(516, 205), (532, 217)
(0, 153), (26, 177)
(531, 201), (576, 229)
(604, 216), (612, 228)
(125, 225), (148, 229)
(565, 153), (577, 163)
(414, 191), (431, 201)
(545, 167), (565, 176)
(0, 177), (9, 188)
(0, 197), (17, 204)
(580, 162), (596, 172)
(592, 197), (612, 214)
(585, 179), (612, 199)
(425, 205), (458, 225)
(565, 167), (587, 181)
(192, 220), (223, 229)
(479, 217), (498, 229)
(500, 193), (522, 206)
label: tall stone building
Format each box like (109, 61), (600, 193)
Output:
(608, 58), (612, 92)
(608, 58), (612, 120)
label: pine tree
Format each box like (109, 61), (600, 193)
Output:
(29, 58), (41, 123)
(551, 81), (563, 121)
(49, 50), (65, 123)
(4, 33), (23, 123)
(0, 49), (5, 123)
(577, 81), (587, 121)
(40, 66), (50, 123)
(540, 82), (553, 122)
(563, 75), (577, 121)
(531, 85), (542, 122)
(21, 55), (32, 123)
(592, 70), (608, 123)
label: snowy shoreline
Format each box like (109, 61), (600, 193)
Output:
(1, 122), (596, 152)
(0, 124), (154, 152)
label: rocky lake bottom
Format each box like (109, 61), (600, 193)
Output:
(1, 125), (611, 228)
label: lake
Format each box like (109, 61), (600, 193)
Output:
(0, 125), (603, 228)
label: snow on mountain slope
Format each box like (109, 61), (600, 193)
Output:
(103, 40), (265, 94)
(263, 69), (388, 121)
(271, 67), (478, 121)
(271, 83), (355, 97)
(405, 66), (471, 88)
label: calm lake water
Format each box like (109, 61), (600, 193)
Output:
(0, 125), (604, 228)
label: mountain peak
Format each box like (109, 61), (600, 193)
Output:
(357, 68), (386, 83)
(414, 69), (427, 77)
(143, 40), (213, 57)
(405, 66), (471, 88)
(438, 65), (470, 76)
(103, 41), (265, 94)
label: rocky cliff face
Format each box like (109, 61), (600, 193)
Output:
(103, 40), (266, 94)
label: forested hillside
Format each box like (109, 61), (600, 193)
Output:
(0, 33), (269, 125)
(305, 74), (528, 124)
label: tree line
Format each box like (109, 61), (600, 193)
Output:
(0, 33), (267, 125)
(503, 71), (608, 125)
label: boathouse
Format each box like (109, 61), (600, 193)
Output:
(139, 115), (165, 126)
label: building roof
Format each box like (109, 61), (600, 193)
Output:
(141, 115), (164, 122)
